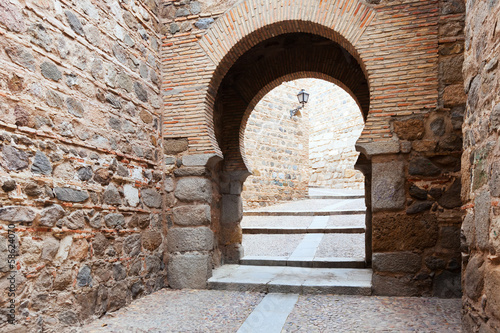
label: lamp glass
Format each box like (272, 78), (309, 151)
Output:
(297, 89), (309, 104)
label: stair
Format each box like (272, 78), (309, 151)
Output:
(209, 189), (372, 295)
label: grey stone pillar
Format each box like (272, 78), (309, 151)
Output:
(166, 154), (221, 289)
(219, 170), (250, 264)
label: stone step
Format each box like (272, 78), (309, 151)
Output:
(208, 265), (372, 295)
(240, 256), (366, 268)
(242, 226), (365, 234)
(243, 210), (366, 216)
(307, 195), (365, 200)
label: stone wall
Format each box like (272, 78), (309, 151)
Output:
(0, 0), (164, 331)
(242, 80), (310, 209)
(461, 0), (500, 331)
(308, 81), (364, 189)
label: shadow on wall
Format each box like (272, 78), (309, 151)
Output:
(242, 78), (365, 209)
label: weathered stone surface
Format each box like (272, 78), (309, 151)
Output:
(123, 234), (142, 256)
(485, 265), (500, 321)
(373, 252), (421, 273)
(63, 210), (86, 230)
(77, 166), (92, 181)
(430, 117), (446, 136)
(174, 167), (208, 177)
(41, 237), (59, 260)
(40, 61), (62, 81)
(409, 157), (442, 176)
(104, 213), (125, 229)
(93, 168), (112, 185)
(84, 25), (101, 46)
(39, 204), (65, 227)
(134, 82), (148, 102)
(372, 160), (405, 211)
(59, 310), (80, 326)
(372, 274), (419, 296)
(175, 177), (212, 203)
(142, 231), (162, 251)
(117, 73), (133, 92)
(112, 43), (128, 64)
(24, 180), (42, 197)
(2, 145), (29, 171)
(108, 281), (128, 312)
(221, 195), (243, 224)
(31, 150), (52, 175)
(5, 46), (35, 71)
(123, 184), (140, 207)
(167, 253), (210, 289)
(440, 226), (461, 249)
(406, 201), (433, 214)
(464, 255), (484, 301)
(66, 97), (84, 118)
(0, 206), (36, 223)
(409, 184), (428, 200)
(433, 270), (461, 298)
(167, 227), (214, 252)
(103, 184), (122, 206)
(373, 213), (438, 251)
(164, 138), (189, 154)
(113, 263), (126, 281)
(77, 265), (92, 287)
(474, 190), (491, 250)
(65, 10), (84, 36)
(2, 179), (16, 192)
(355, 140), (400, 157)
(393, 118), (424, 140)
(68, 238), (89, 260)
(182, 154), (217, 167)
(54, 187), (89, 203)
(123, 11), (137, 29)
(489, 161), (500, 197)
(425, 256), (447, 270)
(0, 0), (25, 32)
(195, 18), (214, 29)
(141, 188), (162, 208)
(173, 205), (210, 226)
(443, 84), (466, 107)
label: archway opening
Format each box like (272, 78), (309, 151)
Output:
(212, 30), (371, 265)
(240, 78), (367, 264)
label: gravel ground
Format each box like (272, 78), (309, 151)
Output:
(327, 214), (365, 227)
(283, 295), (461, 332)
(315, 234), (365, 258)
(241, 216), (314, 228)
(242, 234), (304, 257)
(82, 289), (264, 333)
(80, 290), (461, 333)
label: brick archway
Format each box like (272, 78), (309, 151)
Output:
(164, 0), (460, 297)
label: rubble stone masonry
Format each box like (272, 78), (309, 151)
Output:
(0, 0), (164, 331)
(461, 0), (500, 331)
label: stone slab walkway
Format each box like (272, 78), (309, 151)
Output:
(81, 289), (461, 332)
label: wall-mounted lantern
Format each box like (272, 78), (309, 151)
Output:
(290, 89), (310, 118)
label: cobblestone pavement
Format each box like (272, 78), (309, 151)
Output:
(81, 289), (461, 332)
